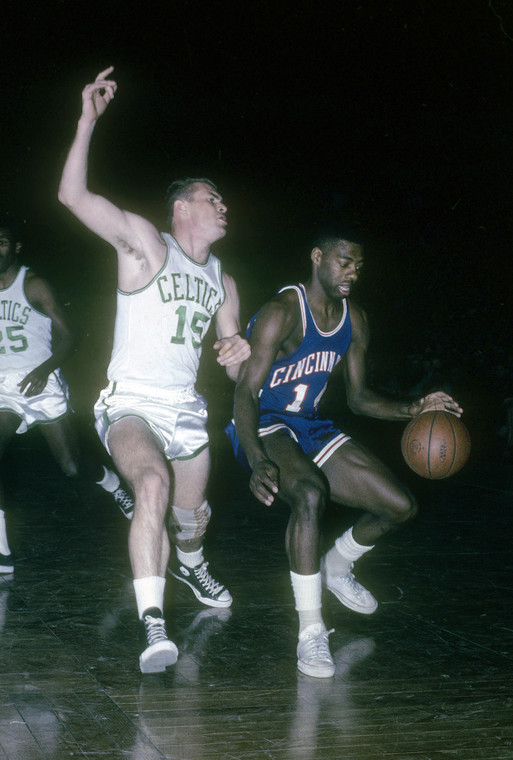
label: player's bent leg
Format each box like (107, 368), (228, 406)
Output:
(168, 449), (232, 608)
(322, 440), (418, 543)
(40, 416), (80, 478)
(261, 432), (336, 674)
(318, 442), (403, 614)
(0, 412), (25, 573)
(261, 431), (329, 574)
(320, 441), (418, 614)
(108, 417), (177, 672)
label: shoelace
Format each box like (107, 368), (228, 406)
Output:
(113, 488), (134, 514)
(302, 628), (334, 661)
(144, 614), (168, 646)
(194, 561), (224, 594)
(343, 564), (365, 600)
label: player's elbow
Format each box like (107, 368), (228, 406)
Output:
(58, 179), (84, 212)
(58, 184), (73, 209)
(346, 392), (366, 416)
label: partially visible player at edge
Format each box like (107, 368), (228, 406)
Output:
(58, 67), (250, 673)
(229, 225), (462, 678)
(0, 217), (134, 575)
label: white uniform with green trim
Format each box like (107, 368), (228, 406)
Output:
(0, 265), (69, 433)
(94, 234), (226, 460)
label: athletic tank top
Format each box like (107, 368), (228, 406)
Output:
(0, 265), (53, 373)
(107, 233), (226, 389)
(251, 284), (351, 418)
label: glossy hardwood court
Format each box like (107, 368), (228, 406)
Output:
(1, 422), (512, 759)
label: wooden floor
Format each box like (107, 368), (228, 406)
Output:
(1, 425), (512, 759)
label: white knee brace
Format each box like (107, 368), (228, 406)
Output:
(169, 500), (212, 542)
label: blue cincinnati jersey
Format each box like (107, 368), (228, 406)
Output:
(249, 284), (351, 419)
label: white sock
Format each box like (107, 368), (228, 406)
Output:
(0, 510), (10, 556)
(96, 466), (120, 493)
(290, 571), (324, 633)
(133, 576), (166, 619)
(176, 546), (204, 568)
(324, 527), (374, 576)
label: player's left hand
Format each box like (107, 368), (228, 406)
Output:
(413, 391), (463, 418)
(214, 334), (251, 367)
(18, 368), (50, 397)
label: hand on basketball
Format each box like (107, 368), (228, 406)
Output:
(18, 367), (50, 397)
(413, 391), (463, 418)
(80, 67), (117, 124)
(250, 458), (279, 507)
(214, 334), (251, 367)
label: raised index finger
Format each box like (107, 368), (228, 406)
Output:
(96, 66), (115, 82)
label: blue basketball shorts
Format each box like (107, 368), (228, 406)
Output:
(225, 412), (351, 470)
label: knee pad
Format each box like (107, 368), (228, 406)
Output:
(169, 501), (211, 542)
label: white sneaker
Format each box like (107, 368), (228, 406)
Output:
(297, 624), (335, 678)
(321, 558), (378, 614)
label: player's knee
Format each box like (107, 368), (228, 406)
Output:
(169, 501), (211, 543)
(135, 466), (169, 510)
(290, 479), (327, 522)
(391, 489), (418, 525)
(60, 458), (79, 478)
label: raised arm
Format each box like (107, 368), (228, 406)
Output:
(212, 272), (250, 381)
(58, 67), (154, 259)
(343, 303), (463, 419)
(234, 294), (298, 505)
(18, 274), (76, 398)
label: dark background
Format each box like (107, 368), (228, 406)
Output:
(2, 0), (513, 451)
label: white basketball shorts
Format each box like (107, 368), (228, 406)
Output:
(0, 370), (70, 434)
(94, 381), (209, 461)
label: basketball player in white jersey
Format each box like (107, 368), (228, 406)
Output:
(0, 218), (134, 575)
(58, 68), (250, 673)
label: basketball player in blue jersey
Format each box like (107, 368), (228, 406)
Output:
(58, 68), (250, 673)
(229, 226), (462, 678)
(0, 218), (134, 574)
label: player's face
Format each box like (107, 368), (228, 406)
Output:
(317, 242), (364, 301)
(186, 183), (228, 243)
(0, 230), (18, 275)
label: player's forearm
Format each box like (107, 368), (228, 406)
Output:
(225, 361), (242, 382)
(234, 386), (268, 468)
(348, 388), (414, 420)
(45, 329), (76, 372)
(58, 118), (96, 209)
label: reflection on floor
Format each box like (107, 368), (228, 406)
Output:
(0, 428), (512, 759)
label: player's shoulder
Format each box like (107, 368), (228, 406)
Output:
(347, 298), (369, 339)
(24, 268), (52, 295)
(255, 287), (302, 334)
(347, 298), (366, 322)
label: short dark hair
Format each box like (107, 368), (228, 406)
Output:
(312, 221), (365, 255)
(164, 177), (218, 226)
(0, 215), (21, 244)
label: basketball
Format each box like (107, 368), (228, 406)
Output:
(401, 411), (471, 479)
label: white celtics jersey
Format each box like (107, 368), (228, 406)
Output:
(1, 265), (53, 373)
(107, 234), (226, 390)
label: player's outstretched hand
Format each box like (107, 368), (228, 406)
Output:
(250, 458), (279, 507)
(18, 367), (50, 398)
(413, 391), (463, 418)
(214, 334), (251, 367)
(80, 67), (117, 124)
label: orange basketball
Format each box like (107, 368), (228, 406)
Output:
(401, 411), (471, 479)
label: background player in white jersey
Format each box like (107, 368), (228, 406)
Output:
(58, 68), (250, 673)
(231, 225), (462, 678)
(0, 217), (134, 574)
